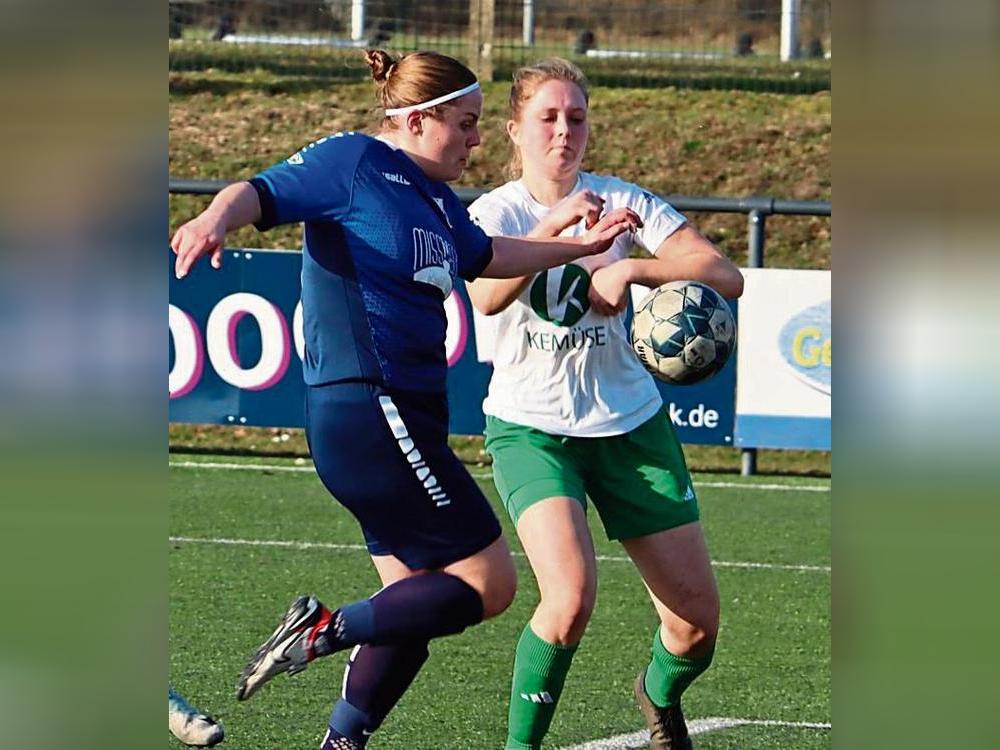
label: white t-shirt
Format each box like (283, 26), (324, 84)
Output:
(468, 172), (686, 437)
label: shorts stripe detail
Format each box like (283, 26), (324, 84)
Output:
(377, 395), (451, 507)
(377, 397), (409, 439)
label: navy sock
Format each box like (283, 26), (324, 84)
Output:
(323, 572), (483, 650)
(345, 641), (431, 724)
(325, 641), (431, 745)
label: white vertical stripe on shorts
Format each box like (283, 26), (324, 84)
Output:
(377, 395), (451, 507)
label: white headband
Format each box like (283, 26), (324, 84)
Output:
(384, 82), (480, 117)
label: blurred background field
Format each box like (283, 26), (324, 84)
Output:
(168, 0), (831, 91)
(170, 75), (830, 271)
(169, 0), (831, 275)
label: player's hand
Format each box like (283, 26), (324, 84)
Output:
(589, 260), (631, 316)
(539, 190), (606, 236)
(581, 207), (642, 256)
(171, 210), (228, 279)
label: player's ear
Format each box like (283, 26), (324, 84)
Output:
(505, 119), (519, 144)
(405, 110), (424, 136)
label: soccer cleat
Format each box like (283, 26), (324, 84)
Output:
(633, 669), (693, 750)
(168, 688), (225, 747)
(236, 595), (334, 701)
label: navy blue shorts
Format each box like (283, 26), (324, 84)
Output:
(305, 381), (502, 571)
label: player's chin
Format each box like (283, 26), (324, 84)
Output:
(561, 155), (583, 172)
(550, 155), (579, 176)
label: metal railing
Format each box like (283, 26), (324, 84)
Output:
(170, 179), (829, 268)
(169, 177), (830, 473)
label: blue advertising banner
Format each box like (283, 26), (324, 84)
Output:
(169, 248), (306, 428)
(652, 345), (737, 446)
(169, 248), (737, 444)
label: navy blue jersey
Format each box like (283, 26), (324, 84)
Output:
(249, 132), (494, 392)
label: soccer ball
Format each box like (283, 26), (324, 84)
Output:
(630, 281), (736, 385)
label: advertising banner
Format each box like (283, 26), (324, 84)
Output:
(169, 248), (737, 444)
(734, 268), (831, 450)
(169, 248), (484, 432)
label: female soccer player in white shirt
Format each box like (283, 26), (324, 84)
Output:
(467, 58), (744, 750)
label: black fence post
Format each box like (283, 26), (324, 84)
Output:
(747, 208), (766, 269)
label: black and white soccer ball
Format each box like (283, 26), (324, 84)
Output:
(630, 281), (736, 385)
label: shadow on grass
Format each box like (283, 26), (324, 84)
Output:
(167, 443), (831, 478)
(582, 71), (830, 94)
(169, 46), (830, 97)
(169, 74), (358, 97)
(172, 68), (830, 97)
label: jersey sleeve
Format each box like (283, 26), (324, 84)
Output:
(467, 194), (518, 238)
(249, 133), (363, 231)
(444, 189), (494, 280)
(616, 180), (687, 255)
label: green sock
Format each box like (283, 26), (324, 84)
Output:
(505, 623), (579, 750)
(643, 626), (714, 708)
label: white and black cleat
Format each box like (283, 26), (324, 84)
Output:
(169, 689), (225, 747)
(236, 595), (333, 701)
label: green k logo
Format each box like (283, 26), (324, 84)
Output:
(529, 265), (591, 327)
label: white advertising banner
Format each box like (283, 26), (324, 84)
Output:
(735, 268), (831, 450)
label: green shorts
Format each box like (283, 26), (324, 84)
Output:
(483, 409), (699, 540)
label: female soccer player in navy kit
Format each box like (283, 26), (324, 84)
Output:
(170, 50), (641, 750)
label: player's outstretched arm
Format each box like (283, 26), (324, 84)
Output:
(468, 190), (606, 315)
(588, 224), (744, 315)
(171, 182), (262, 279)
(650, 224), (744, 299)
(481, 207), (642, 280)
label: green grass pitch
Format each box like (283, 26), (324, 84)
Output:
(169, 457), (830, 749)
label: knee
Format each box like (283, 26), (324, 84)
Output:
(661, 601), (719, 658)
(537, 588), (596, 645)
(480, 564), (517, 620)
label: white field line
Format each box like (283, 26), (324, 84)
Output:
(168, 536), (830, 573)
(168, 461), (831, 493)
(561, 717), (831, 749)
(694, 480), (829, 493)
(170, 461), (315, 473)
(170, 536), (367, 552)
